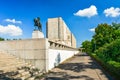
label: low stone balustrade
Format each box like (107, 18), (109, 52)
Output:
(48, 40), (78, 51)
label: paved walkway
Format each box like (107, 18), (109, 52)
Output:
(43, 53), (113, 80)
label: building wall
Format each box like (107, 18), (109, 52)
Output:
(71, 33), (76, 48)
(46, 17), (76, 48)
(46, 18), (59, 40)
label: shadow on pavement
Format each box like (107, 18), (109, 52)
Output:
(44, 54), (113, 80)
(45, 72), (95, 80)
(56, 62), (97, 72)
(45, 54), (97, 80)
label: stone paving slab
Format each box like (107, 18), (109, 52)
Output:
(43, 53), (113, 80)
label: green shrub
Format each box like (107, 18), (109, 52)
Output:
(107, 61), (120, 75)
(90, 53), (120, 79)
(94, 39), (120, 62)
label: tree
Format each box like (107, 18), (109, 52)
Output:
(81, 40), (92, 53)
(112, 23), (120, 30)
(93, 23), (114, 49)
(112, 23), (120, 39)
(0, 37), (4, 41)
(6, 39), (11, 41)
(81, 22), (120, 53)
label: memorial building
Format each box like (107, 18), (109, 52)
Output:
(46, 17), (76, 48)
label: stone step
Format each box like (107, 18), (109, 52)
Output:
(0, 62), (25, 68)
(0, 55), (16, 57)
(12, 71), (31, 79)
(27, 77), (35, 80)
(21, 71), (30, 76)
(0, 61), (25, 67)
(0, 57), (23, 60)
(0, 52), (41, 80)
(26, 72), (43, 80)
(0, 65), (26, 72)
(0, 60), (20, 62)
(13, 73), (21, 78)
(18, 70), (25, 74)
(0, 57), (20, 59)
(0, 55), (16, 59)
(18, 66), (33, 71)
(20, 72), (31, 80)
(4, 71), (19, 77)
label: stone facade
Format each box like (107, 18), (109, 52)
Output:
(46, 17), (76, 48)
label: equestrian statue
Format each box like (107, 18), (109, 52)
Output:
(34, 17), (42, 32)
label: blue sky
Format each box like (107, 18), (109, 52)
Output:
(0, 0), (120, 47)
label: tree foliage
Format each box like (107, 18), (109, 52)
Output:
(95, 39), (120, 62)
(81, 23), (120, 61)
(93, 23), (114, 49)
(81, 22), (120, 79)
(0, 37), (4, 41)
(81, 40), (92, 53)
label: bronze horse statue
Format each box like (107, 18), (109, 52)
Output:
(34, 17), (42, 31)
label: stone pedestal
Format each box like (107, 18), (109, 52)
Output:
(32, 30), (44, 39)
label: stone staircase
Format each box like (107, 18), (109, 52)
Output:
(0, 52), (43, 80)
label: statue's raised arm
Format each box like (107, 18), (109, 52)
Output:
(34, 17), (42, 32)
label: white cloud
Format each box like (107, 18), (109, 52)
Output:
(104, 7), (120, 17)
(89, 28), (95, 32)
(0, 24), (23, 36)
(74, 5), (98, 18)
(5, 19), (22, 24)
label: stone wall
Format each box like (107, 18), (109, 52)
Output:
(0, 39), (49, 72)
(0, 39), (78, 72)
(48, 49), (78, 70)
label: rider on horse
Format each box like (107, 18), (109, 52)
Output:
(34, 17), (42, 32)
